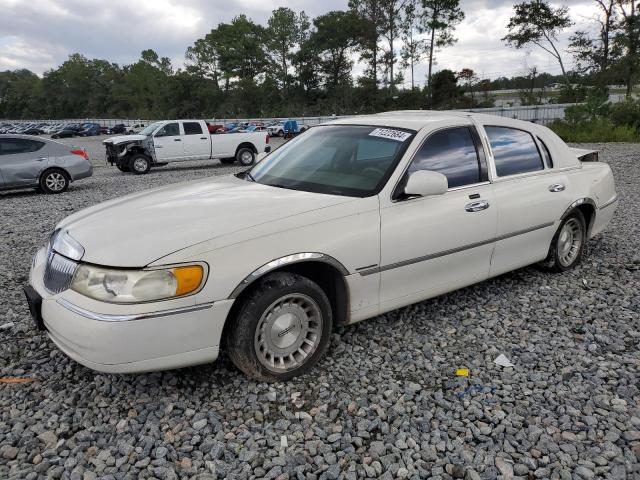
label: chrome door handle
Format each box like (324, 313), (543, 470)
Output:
(174, 139), (182, 142)
(549, 183), (565, 192)
(465, 200), (490, 212)
(200, 137), (207, 140)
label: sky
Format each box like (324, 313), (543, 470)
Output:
(0, 0), (602, 84)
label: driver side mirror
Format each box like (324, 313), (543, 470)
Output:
(404, 170), (448, 197)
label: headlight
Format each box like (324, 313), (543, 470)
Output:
(70, 264), (205, 303)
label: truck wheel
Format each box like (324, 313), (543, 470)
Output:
(39, 169), (69, 194)
(277, 130), (285, 138)
(130, 154), (151, 175)
(225, 272), (333, 382)
(236, 148), (255, 166)
(220, 158), (236, 165)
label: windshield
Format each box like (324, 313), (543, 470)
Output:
(248, 125), (415, 197)
(140, 122), (163, 136)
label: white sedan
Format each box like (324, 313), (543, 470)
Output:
(24, 112), (618, 381)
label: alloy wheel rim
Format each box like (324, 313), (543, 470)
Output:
(558, 218), (582, 267)
(133, 158), (147, 171)
(241, 151), (252, 163)
(254, 293), (323, 373)
(45, 173), (66, 191)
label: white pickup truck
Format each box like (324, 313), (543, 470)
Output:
(104, 120), (270, 174)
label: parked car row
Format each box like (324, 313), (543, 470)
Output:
(0, 122), (151, 138)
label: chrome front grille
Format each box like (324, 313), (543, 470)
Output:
(43, 252), (78, 294)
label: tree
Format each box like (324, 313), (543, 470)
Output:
(379, 0), (407, 93)
(420, 0), (464, 96)
(458, 68), (477, 107)
(429, 69), (461, 108)
(349, 0), (384, 88)
(615, 0), (640, 96)
(569, 0), (619, 83)
(310, 11), (360, 89)
(266, 8), (309, 90)
(400, 0), (428, 89)
(185, 36), (221, 88)
(503, 0), (573, 83)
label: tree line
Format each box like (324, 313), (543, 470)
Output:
(1, 0), (639, 120)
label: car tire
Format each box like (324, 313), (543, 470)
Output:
(129, 154), (151, 174)
(39, 169), (69, 194)
(220, 158), (236, 165)
(277, 130), (285, 137)
(225, 272), (333, 382)
(537, 210), (587, 272)
(236, 147), (255, 166)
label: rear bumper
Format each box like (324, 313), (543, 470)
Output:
(71, 163), (93, 181)
(591, 195), (618, 238)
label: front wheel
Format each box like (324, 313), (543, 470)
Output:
(537, 210), (586, 272)
(236, 147), (255, 166)
(129, 154), (151, 175)
(39, 169), (69, 194)
(225, 272), (333, 382)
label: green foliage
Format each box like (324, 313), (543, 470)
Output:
(549, 118), (638, 142)
(609, 97), (640, 128)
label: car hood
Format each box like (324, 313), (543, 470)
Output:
(57, 176), (354, 267)
(103, 134), (147, 145)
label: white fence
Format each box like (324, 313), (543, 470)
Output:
(1, 103), (581, 127)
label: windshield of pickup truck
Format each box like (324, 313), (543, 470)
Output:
(248, 125), (415, 197)
(140, 122), (163, 136)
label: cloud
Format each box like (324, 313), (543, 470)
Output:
(0, 0), (600, 82)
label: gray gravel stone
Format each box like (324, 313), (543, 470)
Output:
(0, 142), (638, 480)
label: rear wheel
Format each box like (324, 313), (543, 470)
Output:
(537, 210), (586, 272)
(130, 154), (151, 175)
(236, 147), (255, 167)
(225, 272), (333, 382)
(39, 169), (69, 194)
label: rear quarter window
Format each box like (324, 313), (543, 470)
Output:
(485, 126), (544, 176)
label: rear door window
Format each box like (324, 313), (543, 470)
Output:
(485, 126), (544, 176)
(183, 122), (203, 135)
(0, 138), (45, 155)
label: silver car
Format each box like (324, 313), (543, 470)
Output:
(0, 135), (93, 194)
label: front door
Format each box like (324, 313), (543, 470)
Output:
(378, 126), (497, 311)
(0, 138), (47, 187)
(153, 122), (184, 161)
(181, 121), (210, 160)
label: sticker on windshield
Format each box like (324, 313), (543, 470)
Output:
(369, 128), (411, 142)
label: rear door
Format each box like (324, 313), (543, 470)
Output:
(181, 121), (211, 160)
(152, 122), (184, 161)
(0, 138), (47, 187)
(482, 125), (574, 276)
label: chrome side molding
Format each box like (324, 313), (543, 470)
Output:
(229, 253), (350, 298)
(57, 298), (214, 322)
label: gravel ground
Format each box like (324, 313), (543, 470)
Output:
(0, 143), (638, 480)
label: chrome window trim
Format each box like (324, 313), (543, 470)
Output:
(56, 298), (215, 322)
